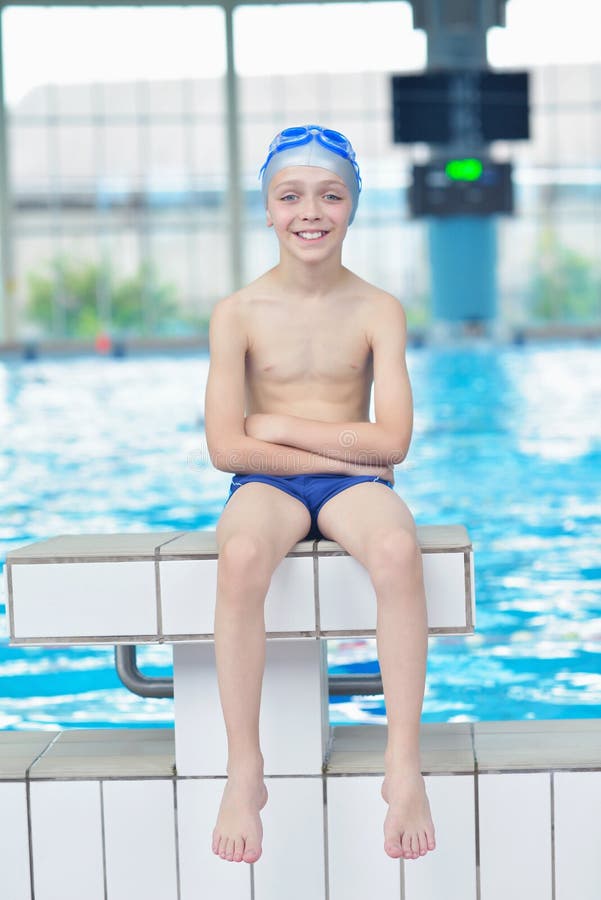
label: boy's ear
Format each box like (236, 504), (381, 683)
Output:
(265, 208), (273, 228)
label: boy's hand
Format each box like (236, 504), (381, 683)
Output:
(245, 414), (395, 482)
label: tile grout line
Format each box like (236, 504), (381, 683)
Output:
(25, 732), (63, 778)
(313, 541), (320, 635)
(322, 774), (330, 900)
(24, 778), (36, 900)
(100, 781), (109, 900)
(172, 778), (182, 900)
(153, 532), (187, 644)
(464, 551), (472, 630)
(25, 732), (63, 900)
(471, 723), (482, 900)
(154, 545), (164, 641)
(6, 564), (16, 642)
(156, 532), (187, 551)
(400, 857), (405, 900)
(550, 771), (556, 900)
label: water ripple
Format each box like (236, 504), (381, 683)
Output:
(1, 345), (600, 728)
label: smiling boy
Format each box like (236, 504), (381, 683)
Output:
(204, 125), (435, 865)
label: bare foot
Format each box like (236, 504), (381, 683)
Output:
(212, 767), (269, 864)
(381, 766), (435, 860)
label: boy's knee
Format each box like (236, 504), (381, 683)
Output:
(218, 533), (272, 583)
(367, 528), (420, 580)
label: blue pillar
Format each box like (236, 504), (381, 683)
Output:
(428, 217), (497, 322)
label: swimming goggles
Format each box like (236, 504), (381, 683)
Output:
(259, 125), (362, 191)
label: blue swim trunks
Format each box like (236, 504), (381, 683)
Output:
(224, 473), (393, 541)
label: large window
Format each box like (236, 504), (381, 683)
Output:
(3, 5), (227, 340)
(1, 0), (601, 341)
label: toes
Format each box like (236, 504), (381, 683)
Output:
(409, 834), (420, 859)
(212, 833), (222, 856)
(401, 830), (413, 859)
(384, 837), (403, 858)
(233, 836), (244, 863)
(243, 843), (261, 863)
(220, 837), (230, 859)
(383, 820), (402, 858)
(418, 830), (428, 856)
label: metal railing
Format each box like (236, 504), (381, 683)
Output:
(114, 645), (383, 699)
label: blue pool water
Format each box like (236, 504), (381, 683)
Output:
(1, 343), (600, 730)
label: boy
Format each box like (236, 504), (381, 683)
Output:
(204, 125), (435, 865)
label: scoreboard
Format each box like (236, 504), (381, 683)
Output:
(391, 70), (530, 145)
(409, 159), (514, 217)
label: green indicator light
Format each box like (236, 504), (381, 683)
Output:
(445, 159), (483, 181)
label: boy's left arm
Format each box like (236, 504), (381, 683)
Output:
(246, 295), (413, 466)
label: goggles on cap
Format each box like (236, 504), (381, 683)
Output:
(259, 124), (362, 225)
(259, 125), (362, 191)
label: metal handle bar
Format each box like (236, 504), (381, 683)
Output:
(114, 645), (383, 699)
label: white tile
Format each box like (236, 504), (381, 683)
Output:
(30, 730), (175, 779)
(102, 780), (178, 900)
(404, 775), (477, 900)
(327, 775), (401, 900)
(474, 725), (601, 770)
(554, 771), (601, 900)
(318, 555), (376, 632)
(157, 530), (219, 555)
(254, 777), (325, 900)
(173, 639), (327, 776)
(160, 559), (218, 635)
(469, 551), (476, 625)
(327, 723), (475, 776)
(0, 733), (58, 779)
(30, 781), (104, 900)
(415, 525), (470, 551)
(479, 773), (552, 900)
(421, 552), (467, 630)
(176, 779), (251, 900)
(161, 555), (316, 637)
(259, 639), (327, 775)
(0, 782), (32, 900)
(7, 532), (176, 559)
(318, 552), (469, 633)
(11, 561), (157, 640)
(173, 642), (225, 776)
(264, 555), (316, 633)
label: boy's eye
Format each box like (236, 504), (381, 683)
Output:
(325, 193), (342, 201)
(280, 193), (298, 201)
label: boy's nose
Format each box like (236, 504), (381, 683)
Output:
(300, 198), (321, 219)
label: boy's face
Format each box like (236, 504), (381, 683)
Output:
(266, 166), (353, 253)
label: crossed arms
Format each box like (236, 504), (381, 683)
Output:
(204, 293), (413, 479)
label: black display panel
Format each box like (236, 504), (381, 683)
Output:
(409, 160), (514, 217)
(392, 70), (529, 144)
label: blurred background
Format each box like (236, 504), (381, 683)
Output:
(0, 0), (600, 730)
(1, 0), (600, 343)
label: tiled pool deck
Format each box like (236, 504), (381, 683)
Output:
(1, 720), (600, 900)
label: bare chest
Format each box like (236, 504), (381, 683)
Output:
(244, 300), (373, 418)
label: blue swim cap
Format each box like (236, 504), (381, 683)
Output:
(259, 125), (362, 225)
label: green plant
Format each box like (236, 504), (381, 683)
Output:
(25, 257), (202, 338)
(529, 227), (601, 322)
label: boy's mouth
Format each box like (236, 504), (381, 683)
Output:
(295, 231), (328, 242)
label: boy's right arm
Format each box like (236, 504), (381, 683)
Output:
(204, 298), (392, 479)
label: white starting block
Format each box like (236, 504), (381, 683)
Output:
(6, 527), (474, 778)
(5, 531), (601, 900)
(4, 526), (476, 900)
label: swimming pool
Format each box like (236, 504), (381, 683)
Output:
(1, 342), (600, 729)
